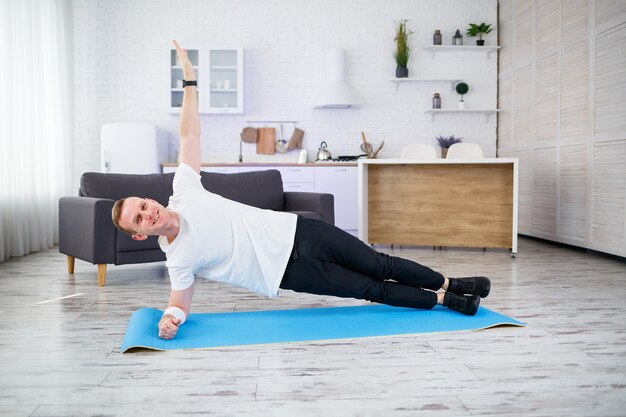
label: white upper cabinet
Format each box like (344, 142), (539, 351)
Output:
(169, 47), (244, 114)
(206, 48), (244, 114)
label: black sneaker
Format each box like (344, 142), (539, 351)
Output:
(448, 276), (491, 298)
(443, 292), (480, 316)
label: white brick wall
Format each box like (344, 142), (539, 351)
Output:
(72, 0), (498, 188)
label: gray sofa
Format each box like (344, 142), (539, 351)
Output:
(59, 169), (334, 286)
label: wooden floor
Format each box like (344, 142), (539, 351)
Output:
(0, 238), (625, 416)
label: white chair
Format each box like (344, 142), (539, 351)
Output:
(400, 144), (438, 159)
(446, 143), (485, 159)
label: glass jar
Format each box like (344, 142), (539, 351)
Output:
(433, 30), (442, 45)
(432, 93), (441, 109)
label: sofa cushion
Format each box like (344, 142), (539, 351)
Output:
(81, 172), (174, 207)
(81, 170), (285, 212)
(200, 170), (285, 211)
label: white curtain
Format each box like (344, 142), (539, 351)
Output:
(0, 0), (74, 262)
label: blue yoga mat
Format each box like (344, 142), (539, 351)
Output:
(120, 305), (525, 353)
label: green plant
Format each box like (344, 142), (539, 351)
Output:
(393, 19), (414, 68)
(466, 23), (494, 40)
(436, 135), (463, 148)
(456, 82), (469, 100)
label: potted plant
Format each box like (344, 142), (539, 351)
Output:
(393, 19), (413, 78)
(456, 82), (469, 109)
(466, 23), (494, 46)
(436, 135), (463, 158)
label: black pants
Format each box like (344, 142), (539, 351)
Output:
(279, 217), (445, 309)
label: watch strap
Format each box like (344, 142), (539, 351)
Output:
(182, 80), (197, 87)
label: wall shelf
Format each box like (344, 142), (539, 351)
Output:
(424, 109), (499, 122)
(423, 45), (501, 59)
(389, 78), (461, 91)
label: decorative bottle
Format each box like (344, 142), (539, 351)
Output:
(432, 93), (441, 109)
(433, 30), (442, 45)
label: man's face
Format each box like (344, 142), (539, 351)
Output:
(118, 197), (170, 240)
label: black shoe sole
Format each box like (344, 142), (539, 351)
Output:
(449, 277), (491, 298)
(444, 293), (480, 316)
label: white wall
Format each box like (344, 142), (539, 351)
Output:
(72, 0), (498, 187)
(498, 0), (626, 257)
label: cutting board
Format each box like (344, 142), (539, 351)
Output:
(256, 127), (276, 155)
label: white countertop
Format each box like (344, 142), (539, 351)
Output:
(358, 158), (518, 165)
(162, 162), (358, 167)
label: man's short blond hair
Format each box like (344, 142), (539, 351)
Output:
(111, 198), (135, 235)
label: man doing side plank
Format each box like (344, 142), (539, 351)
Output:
(111, 41), (491, 340)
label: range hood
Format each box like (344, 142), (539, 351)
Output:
(314, 49), (360, 109)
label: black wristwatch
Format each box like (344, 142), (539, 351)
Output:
(182, 80), (197, 87)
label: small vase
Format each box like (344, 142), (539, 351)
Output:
(458, 100), (465, 110)
(477, 39), (485, 46)
(396, 66), (408, 78)
(441, 148), (448, 158)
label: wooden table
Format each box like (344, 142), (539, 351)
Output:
(358, 158), (519, 256)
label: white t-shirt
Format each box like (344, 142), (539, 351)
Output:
(158, 163), (298, 297)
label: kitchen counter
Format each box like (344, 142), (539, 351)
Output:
(358, 158), (519, 255)
(162, 162), (358, 167)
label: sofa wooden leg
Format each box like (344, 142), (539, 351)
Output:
(67, 256), (75, 274)
(97, 264), (107, 287)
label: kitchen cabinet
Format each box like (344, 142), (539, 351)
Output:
(169, 47), (244, 114)
(239, 166), (315, 192)
(358, 159), (517, 255)
(314, 166), (358, 234)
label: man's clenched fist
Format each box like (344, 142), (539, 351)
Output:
(158, 314), (181, 340)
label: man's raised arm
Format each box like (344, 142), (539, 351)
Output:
(173, 40), (201, 174)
